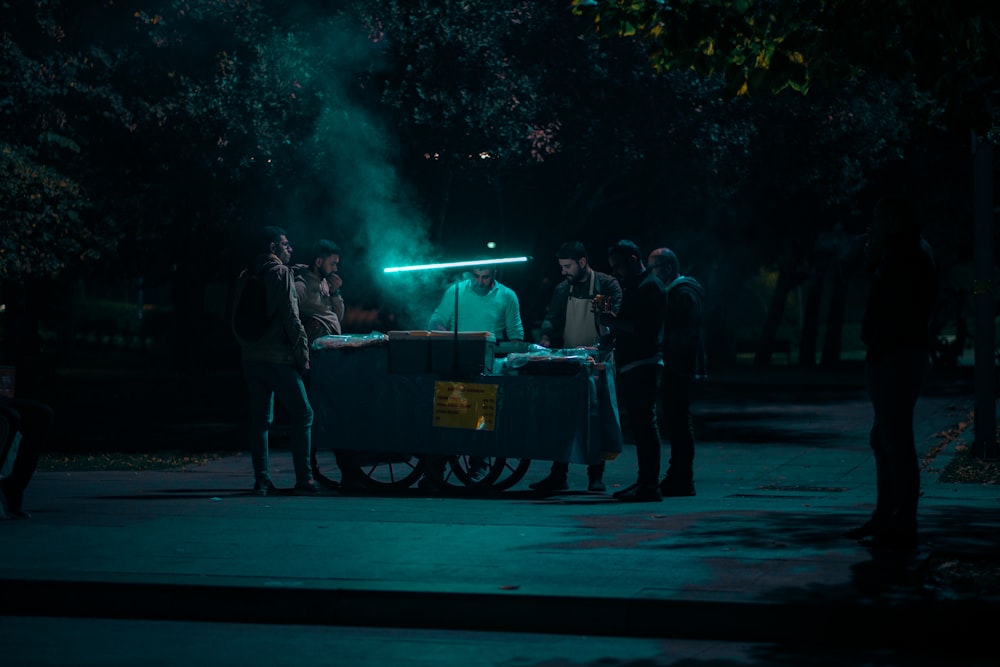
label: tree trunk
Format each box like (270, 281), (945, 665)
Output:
(971, 131), (997, 459)
(755, 265), (798, 368)
(703, 261), (739, 370)
(798, 270), (823, 367)
(821, 262), (848, 367)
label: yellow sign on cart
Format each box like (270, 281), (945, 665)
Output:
(432, 381), (497, 431)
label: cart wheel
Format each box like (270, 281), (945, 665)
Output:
(444, 455), (530, 492)
(489, 458), (531, 491)
(350, 454), (423, 489)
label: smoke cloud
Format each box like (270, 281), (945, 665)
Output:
(280, 13), (453, 330)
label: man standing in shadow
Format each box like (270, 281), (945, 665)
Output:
(602, 240), (667, 502)
(846, 196), (938, 550)
(648, 247), (706, 497)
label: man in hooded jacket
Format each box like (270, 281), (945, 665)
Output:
(232, 226), (317, 496)
(648, 247), (706, 498)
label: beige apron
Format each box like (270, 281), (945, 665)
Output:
(562, 271), (598, 348)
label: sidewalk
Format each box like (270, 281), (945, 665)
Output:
(2, 378), (999, 665)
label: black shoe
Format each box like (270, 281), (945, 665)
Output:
(0, 486), (29, 519)
(529, 475), (569, 492)
(860, 527), (918, 551)
(293, 480), (321, 495)
(312, 468), (341, 491)
(314, 476), (340, 492)
(587, 478), (607, 493)
(339, 476), (369, 494)
(468, 464), (490, 484)
(417, 475), (443, 492)
(843, 519), (886, 540)
(615, 482), (662, 503)
(612, 482), (637, 499)
(252, 480), (278, 497)
(659, 478), (696, 497)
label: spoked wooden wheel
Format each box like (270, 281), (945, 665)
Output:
(444, 455), (531, 492)
(348, 451), (423, 489)
(489, 457), (531, 491)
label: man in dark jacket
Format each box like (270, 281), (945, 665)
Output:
(648, 247), (706, 497)
(846, 196), (938, 550)
(232, 226), (318, 496)
(603, 240), (667, 502)
(529, 241), (623, 493)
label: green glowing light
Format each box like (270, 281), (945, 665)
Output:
(383, 256), (529, 273)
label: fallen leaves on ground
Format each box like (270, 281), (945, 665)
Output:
(939, 444), (1000, 484)
(923, 552), (1000, 600)
(934, 412), (1000, 485)
(38, 451), (229, 472)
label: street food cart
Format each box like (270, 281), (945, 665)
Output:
(308, 331), (622, 492)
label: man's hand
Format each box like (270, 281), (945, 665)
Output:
(327, 273), (343, 294)
(539, 334), (551, 348)
(596, 310), (617, 329)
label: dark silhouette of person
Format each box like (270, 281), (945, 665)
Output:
(0, 397), (53, 519)
(846, 196), (938, 550)
(602, 240), (667, 503)
(648, 247), (706, 497)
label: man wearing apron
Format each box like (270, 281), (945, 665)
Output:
(531, 241), (623, 493)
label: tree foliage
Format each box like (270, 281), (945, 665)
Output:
(0, 4), (117, 281)
(0, 1), (341, 284)
(0, 142), (94, 279)
(571, 1), (1000, 132)
(0, 0), (973, 372)
(355, 0), (760, 247)
(357, 0), (565, 170)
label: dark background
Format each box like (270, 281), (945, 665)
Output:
(0, 2), (994, 452)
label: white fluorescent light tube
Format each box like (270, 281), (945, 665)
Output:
(384, 256), (529, 273)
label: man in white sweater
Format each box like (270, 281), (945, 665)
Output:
(428, 264), (524, 342)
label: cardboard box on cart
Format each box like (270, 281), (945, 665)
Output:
(428, 331), (496, 378)
(388, 330), (432, 373)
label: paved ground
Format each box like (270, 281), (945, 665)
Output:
(2, 370), (999, 666)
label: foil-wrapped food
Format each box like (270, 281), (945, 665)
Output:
(311, 331), (389, 349)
